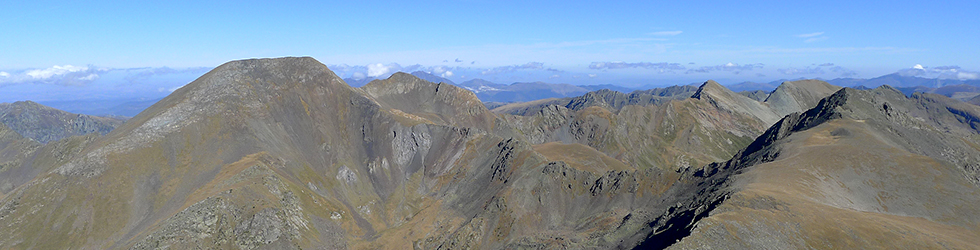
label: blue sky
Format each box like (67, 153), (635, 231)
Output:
(1, 0), (978, 91)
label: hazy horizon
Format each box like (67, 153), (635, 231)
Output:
(3, 1), (978, 111)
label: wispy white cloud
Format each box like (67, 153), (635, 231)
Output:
(78, 73), (99, 81)
(732, 46), (904, 55)
(481, 62), (554, 75)
(649, 31), (683, 36)
(0, 65), (110, 86)
(589, 61), (686, 73)
(547, 37), (667, 48)
(897, 64), (979, 80)
(367, 63), (402, 78)
(829, 66), (858, 77)
(804, 36), (828, 43)
(327, 62), (563, 82)
(778, 63), (857, 77)
(686, 63), (764, 74)
(796, 32), (828, 43)
(778, 67), (824, 75)
(796, 32), (825, 38)
(26, 65), (88, 79)
(958, 72), (979, 80)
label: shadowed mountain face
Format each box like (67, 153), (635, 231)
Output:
(1, 57), (978, 249)
(0, 101), (124, 143)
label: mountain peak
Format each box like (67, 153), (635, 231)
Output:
(104, 57), (353, 160)
(361, 72), (495, 130)
(409, 71), (455, 85)
(692, 80), (781, 125)
(139, 56), (348, 114)
(764, 79), (842, 117)
(691, 80), (727, 99)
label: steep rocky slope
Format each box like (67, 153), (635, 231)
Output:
(671, 87), (980, 249)
(0, 101), (124, 143)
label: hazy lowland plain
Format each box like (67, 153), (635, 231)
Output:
(0, 57), (978, 249)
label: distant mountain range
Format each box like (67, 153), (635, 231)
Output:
(346, 71), (636, 104)
(9, 69), (980, 118)
(399, 71), (980, 107)
(729, 73), (980, 90)
(725, 73), (980, 103)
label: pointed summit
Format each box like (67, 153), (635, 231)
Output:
(691, 80), (727, 100)
(693, 80), (781, 124)
(764, 79), (842, 117)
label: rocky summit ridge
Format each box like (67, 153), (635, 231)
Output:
(0, 57), (978, 249)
